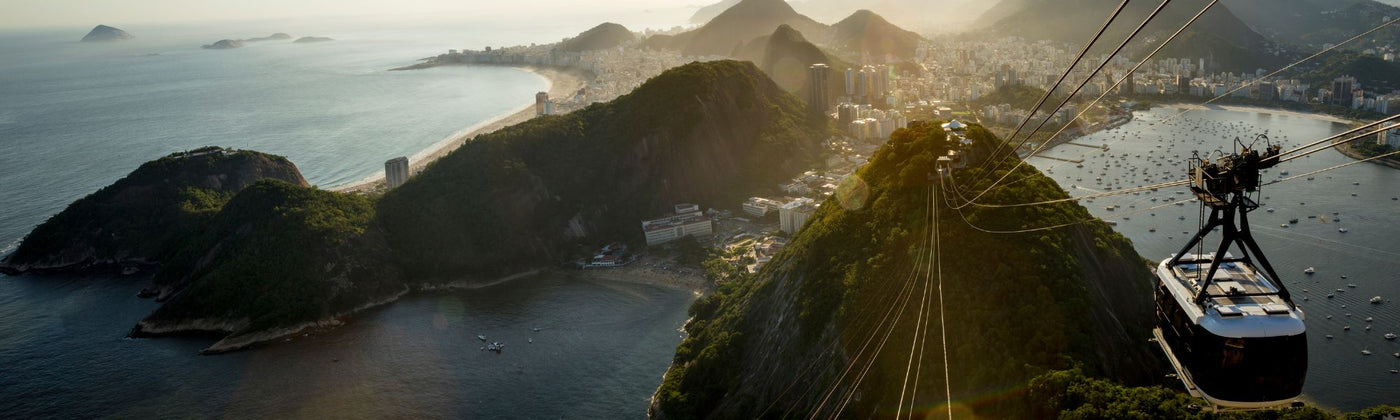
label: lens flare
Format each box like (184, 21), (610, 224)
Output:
(836, 174), (870, 211)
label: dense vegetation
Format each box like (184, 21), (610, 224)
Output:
(1027, 369), (1400, 419)
(972, 84), (1055, 113)
(977, 0), (1284, 73)
(653, 121), (1163, 419)
(0, 147), (307, 273)
(374, 59), (823, 281)
(8, 60), (823, 353)
(1302, 53), (1400, 94)
(142, 180), (404, 335)
(1223, 0), (1400, 50)
(557, 22), (635, 52)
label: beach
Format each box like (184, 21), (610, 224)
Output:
(1160, 103), (1357, 124)
(332, 65), (587, 193)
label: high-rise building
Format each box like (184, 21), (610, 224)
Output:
(1120, 71), (1134, 95)
(779, 199), (817, 235)
(844, 68), (855, 96)
(535, 92), (549, 116)
(837, 103), (856, 126)
(1331, 76), (1356, 107)
(1176, 75), (1191, 95)
(385, 156), (410, 189)
(807, 64), (831, 114)
(855, 67), (871, 104)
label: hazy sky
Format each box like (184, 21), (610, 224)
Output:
(1, 0), (706, 29)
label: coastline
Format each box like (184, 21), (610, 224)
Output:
(331, 65), (587, 193)
(1158, 102), (1400, 169)
(1157, 102), (1358, 125)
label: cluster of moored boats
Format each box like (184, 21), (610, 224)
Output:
(476, 327), (545, 353)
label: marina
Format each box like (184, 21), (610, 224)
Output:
(1028, 106), (1400, 411)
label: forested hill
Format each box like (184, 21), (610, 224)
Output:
(10, 60), (825, 354)
(557, 22), (635, 52)
(375, 59), (825, 281)
(650, 121), (1166, 418)
(0, 148), (307, 275)
(974, 0), (1286, 72)
(733, 25), (850, 105)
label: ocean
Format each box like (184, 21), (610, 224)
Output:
(0, 12), (699, 419)
(1027, 106), (1400, 411)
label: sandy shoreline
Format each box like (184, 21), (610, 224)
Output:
(1159, 103), (1358, 124)
(332, 66), (587, 193)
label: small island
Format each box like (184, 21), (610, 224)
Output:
(81, 25), (133, 42)
(244, 33), (291, 42)
(202, 39), (244, 50)
(293, 36), (334, 44)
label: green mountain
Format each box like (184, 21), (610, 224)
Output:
(830, 9), (925, 61)
(8, 60), (824, 353)
(791, 0), (995, 34)
(690, 0), (742, 24)
(375, 60), (825, 280)
(0, 147), (307, 275)
(971, 84), (1053, 110)
(651, 0), (830, 57)
(557, 22), (635, 52)
(1220, 0), (1400, 49)
(1301, 52), (1400, 93)
(974, 0), (1286, 72)
(133, 180), (404, 353)
(733, 25), (850, 102)
(650, 122), (1164, 418)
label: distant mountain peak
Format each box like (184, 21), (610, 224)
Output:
(662, 0), (828, 57)
(81, 24), (133, 42)
(558, 22), (634, 52)
(831, 8), (924, 61)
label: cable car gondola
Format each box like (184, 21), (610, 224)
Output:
(1153, 139), (1307, 409)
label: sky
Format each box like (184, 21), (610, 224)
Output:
(0, 0), (708, 29)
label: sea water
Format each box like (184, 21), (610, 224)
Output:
(0, 13), (697, 419)
(1027, 106), (1400, 410)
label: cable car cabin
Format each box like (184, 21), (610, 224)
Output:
(1155, 252), (1306, 408)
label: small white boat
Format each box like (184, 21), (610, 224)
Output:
(477, 335), (487, 341)
(1361, 349), (1372, 356)
(1386, 333), (1398, 340)
(1304, 267), (1315, 275)
(1338, 227), (1348, 233)
(1372, 296), (1384, 304)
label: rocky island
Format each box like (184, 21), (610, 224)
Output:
(244, 33), (291, 42)
(293, 36), (334, 44)
(202, 39), (244, 50)
(80, 25), (133, 42)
